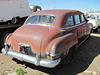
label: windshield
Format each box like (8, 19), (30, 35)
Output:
(25, 15), (55, 26)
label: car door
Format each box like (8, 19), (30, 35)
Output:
(61, 15), (77, 50)
(74, 14), (86, 44)
(81, 14), (91, 36)
(80, 14), (87, 36)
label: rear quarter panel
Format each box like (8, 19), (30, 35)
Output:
(51, 32), (77, 54)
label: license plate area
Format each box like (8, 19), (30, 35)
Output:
(19, 43), (36, 56)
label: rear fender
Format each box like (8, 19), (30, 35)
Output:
(5, 33), (12, 44)
(50, 32), (78, 55)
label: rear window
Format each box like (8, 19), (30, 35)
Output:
(25, 15), (55, 26)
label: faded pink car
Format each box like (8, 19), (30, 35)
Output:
(2, 10), (91, 68)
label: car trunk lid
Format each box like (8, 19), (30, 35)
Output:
(10, 25), (49, 55)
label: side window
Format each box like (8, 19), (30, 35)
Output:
(74, 14), (80, 24)
(81, 14), (85, 22)
(39, 15), (48, 22)
(66, 16), (74, 27)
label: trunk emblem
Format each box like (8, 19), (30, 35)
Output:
(20, 40), (29, 43)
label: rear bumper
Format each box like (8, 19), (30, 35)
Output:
(1, 48), (61, 68)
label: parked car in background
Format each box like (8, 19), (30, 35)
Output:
(30, 5), (42, 13)
(87, 13), (99, 32)
(0, 0), (42, 24)
(2, 10), (91, 68)
(88, 13), (100, 27)
(0, 0), (31, 24)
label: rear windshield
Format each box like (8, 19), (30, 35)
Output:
(25, 15), (55, 26)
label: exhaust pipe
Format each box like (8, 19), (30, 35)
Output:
(1, 48), (61, 68)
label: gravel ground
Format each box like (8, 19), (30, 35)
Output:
(0, 29), (100, 75)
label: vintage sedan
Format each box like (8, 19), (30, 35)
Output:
(2, 10), (91, 68)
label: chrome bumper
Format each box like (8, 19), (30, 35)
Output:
(1, 48), (61, 68)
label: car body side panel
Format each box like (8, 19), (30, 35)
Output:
(77, 25), (84, 39)
(40, 28), (61, 55)
(85, 24), (91, 35)
(78, 23), (86, 42)
(51, 32), (77, 54)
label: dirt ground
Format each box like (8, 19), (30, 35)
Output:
(0, 29), (100, 75)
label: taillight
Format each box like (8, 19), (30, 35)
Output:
(5, 44), (10, 52)
(47, 56), (50, 60)
(51, 46), (55, 54)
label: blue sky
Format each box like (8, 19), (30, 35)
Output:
(28, 0), (100, 12)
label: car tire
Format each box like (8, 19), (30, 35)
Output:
(92, 28), (98, 33)
(61, 45), (76, 65)
(95, 28), (98, 32)
(11, 17), (19, 24)
(91, 29), (93, 33)
(0, 30), (13, 50)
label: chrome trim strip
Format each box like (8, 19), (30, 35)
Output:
(18, 43), (30, 47)
(24, 17), (86, 30)
(53, 21), (86, 30)
(77, 35), (89, 47)
(24, 21), (86, 30)
(64, 22), (86, 29)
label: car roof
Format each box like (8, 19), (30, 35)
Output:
(30, 10), (83, 27)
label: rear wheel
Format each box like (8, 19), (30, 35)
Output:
(61, 45), (76, 65)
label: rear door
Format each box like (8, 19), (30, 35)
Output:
(74, 14), (86, 43)
(80, 14), (91, 36)
(80, 14), (87, 36)
(61, 15), (77, 51)
(74, 14), (84, 38)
